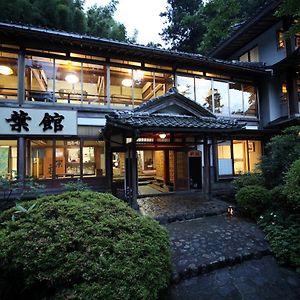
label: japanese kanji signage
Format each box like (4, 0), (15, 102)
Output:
(0, 108), (77, 135)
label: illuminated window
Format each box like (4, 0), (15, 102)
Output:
(277, 30), (285, 49)
(0, 51), (18, 100)
(217, 140), (262, 176)
(0, 140), (17, 179)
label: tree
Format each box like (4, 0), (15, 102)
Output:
(160, 0), (206, 52)
(275, 0), (300, 37)
(160, 0), (271, 54)
(0, 0), (128, 42)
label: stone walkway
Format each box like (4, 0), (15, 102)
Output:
(137, 194), (300, 300)
(138, 193), (229, 224)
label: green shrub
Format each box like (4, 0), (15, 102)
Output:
(270, 185), (288, 209)
(283, 159), (300, 210)
(232, 173), (263, 191)
(0, 191), (171, 300)
(260, 125), (300, 188)
(236, 185), (271, 218)
(258, 212), (300, 273)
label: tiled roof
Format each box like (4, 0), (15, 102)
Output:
(106, 111), (244, 131)
(0, 22), (268, 73)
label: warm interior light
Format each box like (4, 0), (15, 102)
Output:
(65, 73), (79, 84)
(122, 78), (132, 87)
(159, 133), (167, 139)
(0, 65), (13, 75)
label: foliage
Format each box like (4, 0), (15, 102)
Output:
(270, 185), (288, 209)
(258, 211), (300, 273)
(61, 178), (91, 192)
(160, 0), (270, 53)
(0, 191), (171, 299)
(0, 176), (45, 202)
(160, 0), (205, 52)
(283, 159), (300, 210)
(0, 0), (131, 42)
(260, 126), (300, 188)
(236, 185), (271, 218)
(232, 172), (263, 191)
(275, 0), (300, 38)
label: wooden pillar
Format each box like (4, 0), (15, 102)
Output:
(130, 142), (139, 210)
(163, 150), (170, 185)
(203, 137), (211, 195)
(105, 140), (112, 191)
(17, 137), (26, 182)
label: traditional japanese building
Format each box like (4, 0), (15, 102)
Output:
(0, 21), (281, 206)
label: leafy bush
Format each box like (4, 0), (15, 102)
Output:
(232, 172), (263, 191)
(258, 212), (300, 273)
(0, 191), (171, 300)
(270, 185), (288, 209)
(236, 185), (271, 218)
(260, 125), (300, 188)
(283, 159), (300, 210)
(61, 178), (91, 191)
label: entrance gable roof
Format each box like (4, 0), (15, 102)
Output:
(106, 112), (243, 132)
(134, 87), (216, 119)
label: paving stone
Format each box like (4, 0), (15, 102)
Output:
(165, 214), (270, 278)
(160, 257), (300, 300)
(140, 194), (300, 300)
(138, 193), (229, 222)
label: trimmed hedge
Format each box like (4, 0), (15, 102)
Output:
(0, 191), (171, 300)
(236, 185), (271, 218)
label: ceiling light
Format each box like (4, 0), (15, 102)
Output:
(122, 78), (132, 87)
(0, 65), (13, 75)
(159, 133), (167, 139)
(65, 73), (79, 84)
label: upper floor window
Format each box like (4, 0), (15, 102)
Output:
(177, 74), (258, 118)
(238, 47), (259, 62)
(0, 51), (18, 101)
(277, 30), (285, 49)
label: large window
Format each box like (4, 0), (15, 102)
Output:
(29, 139), (105, 179)
(25, 56), (107, 105)
(0, 140), (17, 179)
(0, 52), (18, 100)
(25, 56), (54, 102)
(217, 140), (262, 176)
(110, 67), (173, 107)
(178, 75), (257, 117)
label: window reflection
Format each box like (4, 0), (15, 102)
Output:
(195, 78), (213, 112)
(243, 84), (257, 117)
(229, 83), (244, 116)
(0, 52), (18, 100)
(177, 75), (195, 100)
(213, 81), (229, 114)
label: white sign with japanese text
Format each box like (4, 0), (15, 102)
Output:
(0, 108), (77, 135)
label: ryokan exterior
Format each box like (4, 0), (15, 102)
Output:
(0, 1), (298, 208)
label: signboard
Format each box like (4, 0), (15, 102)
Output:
(0, 108), (77, 135)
